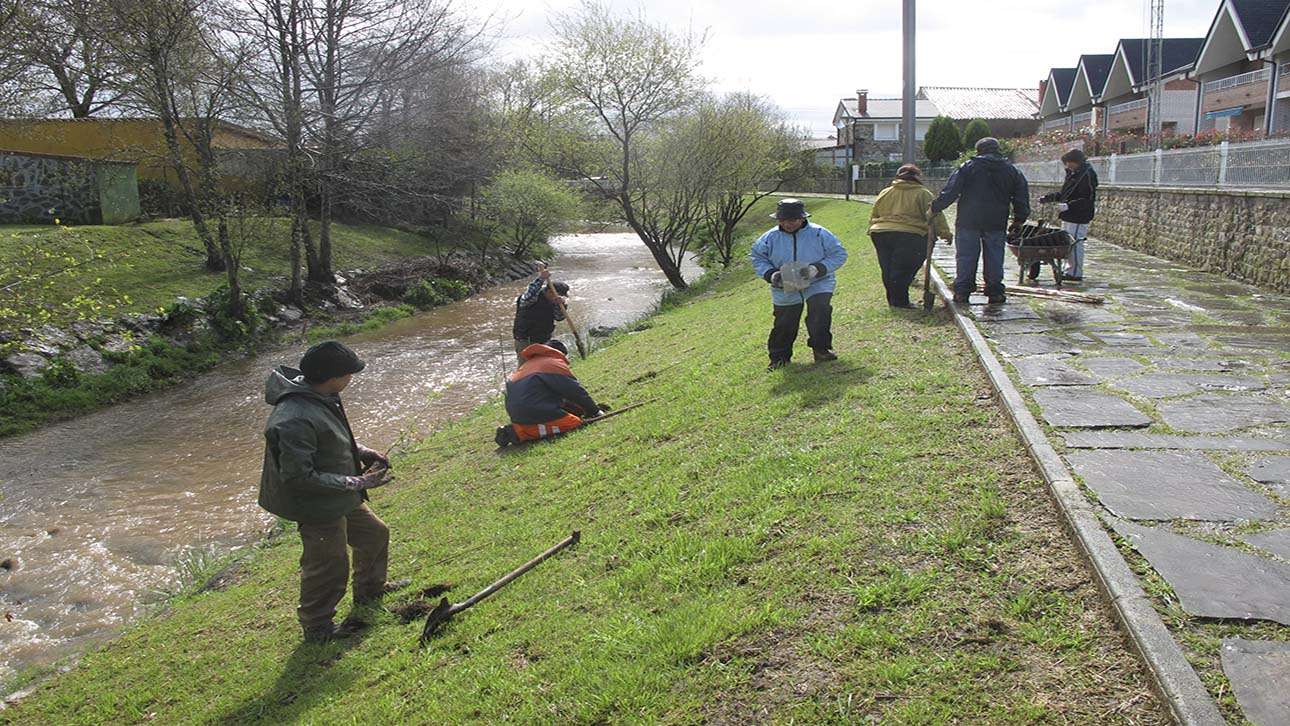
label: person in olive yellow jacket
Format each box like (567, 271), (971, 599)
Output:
(867, 164), (952, 308)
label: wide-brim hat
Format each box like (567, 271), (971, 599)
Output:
(770, 198), (810, 220)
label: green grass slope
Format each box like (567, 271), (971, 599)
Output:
(0, 218), (443, 331)
(3, 199), (1164, 724)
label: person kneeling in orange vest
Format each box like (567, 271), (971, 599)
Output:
(495, 339), (604, 447)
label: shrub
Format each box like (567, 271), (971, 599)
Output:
(402, 277), (472, 310)
(923, 116), (963, 162)
(479, 170), (582, 259)
(961, 119), (992, 150)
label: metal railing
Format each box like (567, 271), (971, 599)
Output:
(1041, 116), (1069, 130)
(1108, 98), (1148, 115)
(1071, 111), (1094, 127)
(1201, 67), (1270, 93)
(1013, 137), (1290, 189)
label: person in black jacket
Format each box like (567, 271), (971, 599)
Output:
(512, 265), (569, 363)
(930, 137), (1030, 305)
(1033, 148), (1098, 282)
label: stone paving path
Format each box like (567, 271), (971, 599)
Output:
(929, 235), (1290, 724)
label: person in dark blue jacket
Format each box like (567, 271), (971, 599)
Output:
(749, 198), (849, 370)
(930, 137), (1030, 304)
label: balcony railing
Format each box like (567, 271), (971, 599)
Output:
(1108, 98), (1148, 115)
(1041, 116), (1068, 130)
(1071, 111), (1094, 127)
(1202, 67), (1271, 93)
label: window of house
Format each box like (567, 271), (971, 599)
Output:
(873, 123), (898, 141)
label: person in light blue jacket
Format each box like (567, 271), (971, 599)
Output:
(749, 198), (849, 370)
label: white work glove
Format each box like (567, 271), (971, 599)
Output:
(1057, 203), (1069, 212)
(806, 263), (825, 280)
(769, 270), (783, 288)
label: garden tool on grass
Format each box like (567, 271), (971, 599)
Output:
(420, 531), (580, 642)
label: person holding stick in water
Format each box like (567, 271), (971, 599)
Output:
(512, 264), (572, 364)
(257, 341), (409, 642)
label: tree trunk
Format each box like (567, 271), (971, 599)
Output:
(312, 188), (334, 283)
(288, 214), (304, 305)
(218, 216), (244, 319)
(151, 58), (223, 273)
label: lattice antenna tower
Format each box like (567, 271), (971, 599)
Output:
(1146, 0), (1165, 144)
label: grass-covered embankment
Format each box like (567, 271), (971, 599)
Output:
(0, 219), (476, 438)
(0, 218), (448, 331)
(4, 199), (1165, 723)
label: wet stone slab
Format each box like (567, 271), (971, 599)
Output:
(1221, 638), (1290, 726)
(1078, 357), (1147, 380)
(1032, 388), (1152, 428)
(1009, 356), (1097, 386)
(1039, 302), (1123, 326)
(1249, 456), (1290, 496)
(1066, 450), (1278, 521)
(1244, 530), (1290, 560)
(1089, 331), (1155, 349)
(1150, 357), (1250, 372)
(1158, 394), (1290, 434)
(991, 334), (1080, 358)
(1062, 431), (1290, 451)
(972, 306), (1041, 322)
(978, 320), (1060, 337)
(1109, 518), (1290, 625)
(1112, 373), (1267, 399)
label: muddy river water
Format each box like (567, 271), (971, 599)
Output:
(0, 232), (697, 689)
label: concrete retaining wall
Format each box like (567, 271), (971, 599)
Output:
(1029, 182), (1290, 292)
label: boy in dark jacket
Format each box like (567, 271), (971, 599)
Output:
(259, 341), (407, 642)
(1034, 148), (1098, 282)
(495, 340), (602, 446)
(931, 137), (1030, 304)
(513, 265), (570, 363)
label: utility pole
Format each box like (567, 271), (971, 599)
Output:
(1146, 0), (1165, 147)
(902, 0), (916, 163)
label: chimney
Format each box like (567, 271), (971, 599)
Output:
(856, 89), (868, 116)
(1038, 79), (1048, 105)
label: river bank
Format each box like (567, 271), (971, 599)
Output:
(2, 198), (1166, 722)
(0, 230), (695, 699)
(0, 218), (551, 438)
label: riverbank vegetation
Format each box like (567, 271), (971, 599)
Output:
(5, 198), (1163, 723)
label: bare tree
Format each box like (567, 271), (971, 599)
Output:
(102, 0), (228, 272)
(695, 93), (803, 267)
(546, 1), (705, 289)
(300, 0), (484, 283)
(3, 0), (128, 117)
(236, 0), (316, 303)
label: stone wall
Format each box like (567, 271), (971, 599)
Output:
(0, 151), (140, 225)
(1029, 182), (1290, 292)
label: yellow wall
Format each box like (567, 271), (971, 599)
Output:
(0, 119), (278, 190)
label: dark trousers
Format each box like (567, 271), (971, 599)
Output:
(768, 292), (832, 362)
(296, 503), (389, 630)
(870, 231), (926, 306)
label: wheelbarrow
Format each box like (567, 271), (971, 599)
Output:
(1006, 221), (1073, 288)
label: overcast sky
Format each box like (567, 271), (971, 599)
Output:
(480, 0), (1222, 136)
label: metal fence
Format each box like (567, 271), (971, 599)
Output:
(1014, 137), (1290, 189)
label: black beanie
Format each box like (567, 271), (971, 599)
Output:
(300, 340), (365, 383)
(545, 339), (568, 355)
(552, 281), (570, 296)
